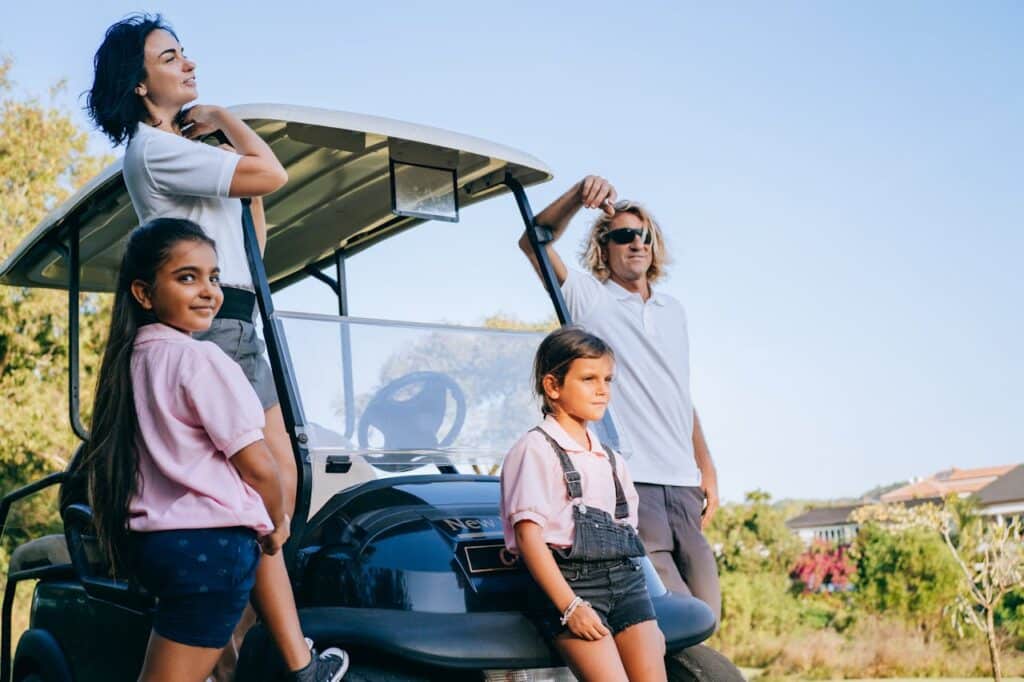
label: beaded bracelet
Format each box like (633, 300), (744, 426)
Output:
(560, 595), (587, 626)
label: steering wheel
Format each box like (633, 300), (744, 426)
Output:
(357, 371), (467, 471)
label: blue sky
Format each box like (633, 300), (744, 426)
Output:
(2, 2), (1021, 503)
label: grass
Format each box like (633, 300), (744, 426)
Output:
(719, 614), (1024, 681)
(746, 675), (1024, 681)
(743, 669), (1024, 680)
(745, 671), (1024, 675)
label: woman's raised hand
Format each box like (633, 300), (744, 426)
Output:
(180, 104), (225, 139)
(566, 602), (610, 641)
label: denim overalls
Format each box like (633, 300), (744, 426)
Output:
(532, 426), (646, 562)
(527, 427), (656, 637)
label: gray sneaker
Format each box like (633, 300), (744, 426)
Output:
(289, 645), (349, 682)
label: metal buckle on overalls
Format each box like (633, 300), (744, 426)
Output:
(563, 471), (586, 514)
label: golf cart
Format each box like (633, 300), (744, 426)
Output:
(0, 105), (742, 681)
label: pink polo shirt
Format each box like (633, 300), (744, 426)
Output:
(500, 416), (640, 554)
(128, 323), (273, 534)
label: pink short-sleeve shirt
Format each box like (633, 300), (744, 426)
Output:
(500, 416), (640, 554)
(128, 323), (273, 534)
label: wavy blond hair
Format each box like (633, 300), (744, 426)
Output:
(580, 200), (671, 284)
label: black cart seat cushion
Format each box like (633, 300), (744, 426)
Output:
(8, 535), (71, 572)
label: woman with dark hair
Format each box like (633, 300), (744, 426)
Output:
(86, 13), (313, 679)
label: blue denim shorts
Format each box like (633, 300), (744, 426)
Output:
(527, 556), (657, 640)
(131, 527), (261, 648)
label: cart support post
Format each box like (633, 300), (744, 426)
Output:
(333, 251), (356, 437)
(502, 172), (572, 325)
(334, 250), (349, 317)
(68, 226), (89, 442)
(500, 173), (624, 448)
(240, 200), (312, 567)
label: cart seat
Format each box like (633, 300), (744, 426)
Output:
(62, 503), (154, 611)
(8, 534), (71, 572)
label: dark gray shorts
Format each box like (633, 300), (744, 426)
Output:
(526, 557), (656, 640)
(195, 318), (279, 410)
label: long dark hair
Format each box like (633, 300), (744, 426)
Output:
(532, 326), (614, 415)
(86, 13), (177, 145)
(71, 218), (215, 575)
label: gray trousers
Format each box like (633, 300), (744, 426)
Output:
(636, 483), (721, 624)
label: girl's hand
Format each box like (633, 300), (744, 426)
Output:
(259, 515), (291, 555)
(180, 104), (225, 139)
(566, 602), (610, 641)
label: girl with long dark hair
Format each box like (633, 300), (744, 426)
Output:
(501, 327), (666, 681)
(73, 218), (347, 681)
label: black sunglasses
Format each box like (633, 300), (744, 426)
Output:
(603, 227), (652, 245)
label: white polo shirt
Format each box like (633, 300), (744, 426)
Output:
(124, 123), (251, 290)
(562, 269), (699, 487)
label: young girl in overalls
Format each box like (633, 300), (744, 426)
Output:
(70, 219), (347, 682)
(501, 327), (667, 681)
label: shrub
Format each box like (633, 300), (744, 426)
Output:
(790, 540), (855, 593)
(850, 520), (961, 634)
(706, 490), (802, 577)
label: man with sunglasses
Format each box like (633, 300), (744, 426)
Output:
(518, 175), (722, 626)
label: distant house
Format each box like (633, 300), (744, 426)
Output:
(975, 464), (1024, 521)
(786, 463), (1022, 545)
(785, 498), (938, 546)
(880, 465), (1016, 502)
(785, 505), (860, 545)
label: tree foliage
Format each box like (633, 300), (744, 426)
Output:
(848, 519), (960, 631)
(852, 500), (1024, 681)
(705, 489), (803, 576)
(0, 55), (109, 548)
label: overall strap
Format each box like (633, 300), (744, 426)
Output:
(600, 443), (631, 520)
(530, 427), (583, 501)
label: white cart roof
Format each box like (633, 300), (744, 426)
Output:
(0, 104), (552, 291)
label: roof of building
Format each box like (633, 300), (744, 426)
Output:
(976, 464), (1024, 506)
(880, 464), (1017, 502)
(786, 505), (862, 529)
(786, 498), (941, 530)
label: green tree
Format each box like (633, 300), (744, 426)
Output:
(0, 55), (109, 547)
(706, 490), (803, 576)
(936, 513), (1023, 682)
(481, 313), (557, 332)
(853, 500), (1024, 682)
(848, 520), (961, 634)
(705, 491), (806, 658)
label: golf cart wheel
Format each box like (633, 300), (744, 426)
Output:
(666, 645), (745, 682)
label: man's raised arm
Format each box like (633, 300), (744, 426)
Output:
(517, 175), (617, 286)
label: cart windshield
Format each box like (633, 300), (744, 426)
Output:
(277, 312), (546, 516)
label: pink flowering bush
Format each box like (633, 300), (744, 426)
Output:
(790, 540), (855, 593)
